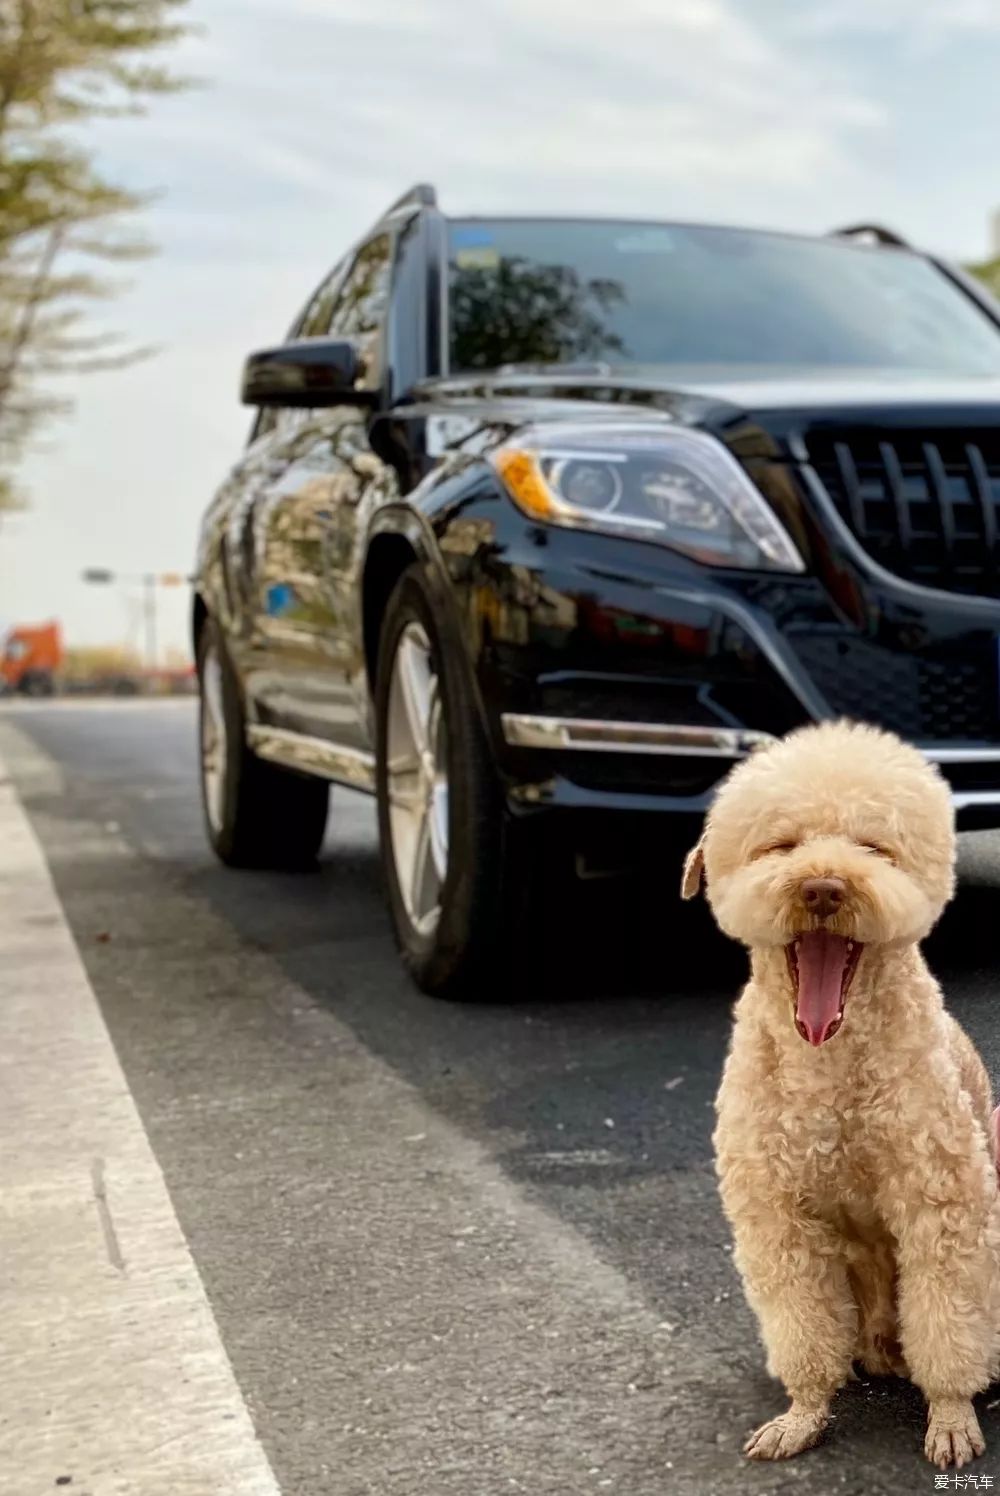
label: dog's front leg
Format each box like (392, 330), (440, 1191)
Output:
(883, 1156), (999, 1469)
(732, 1213), (856, 1460)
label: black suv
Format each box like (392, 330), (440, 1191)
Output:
(195, 184), (1000, 996)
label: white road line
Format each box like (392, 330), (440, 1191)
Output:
(0, 767), (280, 1495)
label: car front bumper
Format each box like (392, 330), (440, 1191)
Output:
(499, 713), (1000, 828)
(442, 505), (1000, 830)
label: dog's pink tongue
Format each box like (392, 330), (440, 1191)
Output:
(794, 930), (849, 1047)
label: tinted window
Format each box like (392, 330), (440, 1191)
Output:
(247, 261), (350, 443)
(297, 262), (347, 339)
(247, 234), (394, 443)
(446, 219), (1000, 377)
(329, 233), (393, 381)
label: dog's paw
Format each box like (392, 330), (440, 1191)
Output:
(744, 1407), (827, 1461)
(925, 1400), (985, 1469)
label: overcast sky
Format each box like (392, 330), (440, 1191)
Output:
(5, 0), (1000, 656)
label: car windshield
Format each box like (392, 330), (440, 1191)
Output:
(446, 218), (1000, 378)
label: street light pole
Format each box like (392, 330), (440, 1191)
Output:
(82, 569), (188, 676)
(143, 573), (158, 672)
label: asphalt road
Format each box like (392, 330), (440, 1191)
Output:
(5, 699), (1000, 1496)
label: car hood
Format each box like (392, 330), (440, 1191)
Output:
(421, 363), (1000, 432)
(638, 365), (1000, 412)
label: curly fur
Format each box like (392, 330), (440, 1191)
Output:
(683, 721), (1000, 1469)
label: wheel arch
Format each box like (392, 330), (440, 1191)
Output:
(361, 507), (493, 746)
(362, 531), (420, 690)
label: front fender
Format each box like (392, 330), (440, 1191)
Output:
(364, 486), (495, 746)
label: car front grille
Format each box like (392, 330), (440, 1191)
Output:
(787, 632), (1000, 743)
(804, 429), (1000, 596)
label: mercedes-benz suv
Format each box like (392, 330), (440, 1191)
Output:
(194, 185), (1000, 997)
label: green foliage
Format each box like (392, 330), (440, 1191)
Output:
(450, 256), (625, 372)
(0, 0), (190, 511)
(968, 257), (1000, 299)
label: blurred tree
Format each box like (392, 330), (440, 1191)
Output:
(969, 258), (1000, 298)
(450, 257), (625, 372)
(0, 0), (190, 513)
(61, 641), (141, 681)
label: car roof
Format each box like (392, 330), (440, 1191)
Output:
(440, 213), (918, 256)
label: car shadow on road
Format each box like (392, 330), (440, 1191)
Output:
(177, 822), (1000, 1135)
(177, 818), (1000, 1206)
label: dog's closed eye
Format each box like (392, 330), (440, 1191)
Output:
(860, 842), (897, 863)
(750, 840), (798, 860)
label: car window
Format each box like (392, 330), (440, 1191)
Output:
(329, 233), (393, 382)
(297, 261), (348, 340)
(245, 259), (352, 445)
(244, 234), (392, 446)
(446, 218), (1000, 376)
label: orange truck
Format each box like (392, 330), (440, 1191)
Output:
(0, 622), (63, 696)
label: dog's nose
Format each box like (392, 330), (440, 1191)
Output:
(800, 876), (846, 920)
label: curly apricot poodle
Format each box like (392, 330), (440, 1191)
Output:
(682, 722), (1000, 1469)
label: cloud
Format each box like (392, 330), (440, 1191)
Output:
(178, 0), (884, 227)
(781, 0), (1000, 36)
(66, 0), (892, 333)
(1, 0), (904, 653)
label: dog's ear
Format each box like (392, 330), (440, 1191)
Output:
(680, 838), (706, 900)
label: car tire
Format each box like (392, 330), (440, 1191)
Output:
(197, 617), (329, 869)
(374, 563), (543, 1000)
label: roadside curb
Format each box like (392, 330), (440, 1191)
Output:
(0, 767), (281, 1495)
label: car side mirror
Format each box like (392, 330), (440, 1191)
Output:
(240, 338), (378, 409)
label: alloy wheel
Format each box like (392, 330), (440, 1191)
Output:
(385, 622), (449, 937)
(200, 642), (227, 834)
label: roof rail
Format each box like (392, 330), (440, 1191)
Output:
(829, 222), (910, 249)
(385, 183), (437, 215)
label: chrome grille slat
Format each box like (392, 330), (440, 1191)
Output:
(834, 440), (867, 535)
(879, 440), (914, 551)
(965, 441), (997, 556)
(922, 442), (956, 557)
(806, 428), (1000, 596)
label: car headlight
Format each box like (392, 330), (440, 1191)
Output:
(490, 422), (803, 573)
